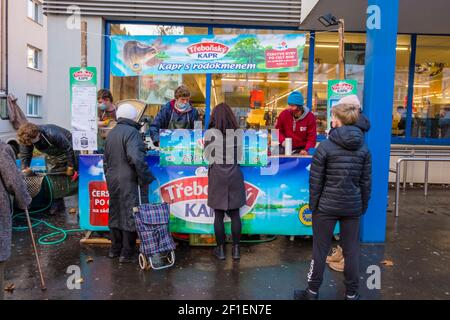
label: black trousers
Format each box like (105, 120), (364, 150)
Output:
(307, 213), (361, 295)
(214, 209), (242, 246)
(110, 228), (137, 258)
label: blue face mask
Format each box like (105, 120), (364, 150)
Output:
(99, 103), (107, 111)
(176, 102), (189, 111)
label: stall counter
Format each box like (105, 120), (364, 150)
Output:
(79, 154), (335, 235)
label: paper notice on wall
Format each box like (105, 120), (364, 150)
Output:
(70, 67), (98, 151)
(72, 117), (97, 132)
(72, 131), (98, 151)
(71, 86), (97, 118)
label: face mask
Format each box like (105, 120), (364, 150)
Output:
(176, 102), (189, 111)
(99, 103), (107, 111)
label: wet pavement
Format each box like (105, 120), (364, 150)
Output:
(3, 186), (450, 300)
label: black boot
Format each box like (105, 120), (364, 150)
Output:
(108, 249), (120, 259)
(293, 289), (319, 300)
(232, 244), (240, 260)
(213, 245), (225, 260)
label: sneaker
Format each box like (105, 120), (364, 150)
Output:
(293, 289), (319, 300)
(326, 246), (343, 264)
(328, 258), (345, 272)
(345, 292), (361, 300)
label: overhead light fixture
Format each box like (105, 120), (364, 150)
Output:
(318, 14), (339, 27)
(267, 80), (293, 83)
(221, 78), (264, 82)
(266, 84), (308, 105)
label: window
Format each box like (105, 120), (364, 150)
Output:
(211, 28), (309, 130)
(411, 36), (450, 140)
(27, 45), (42, 70)
(110, 24), (208, 124)
(0, 96), (8, 120)
(27, 0), (43, 24)
(26, 94), (41, 117)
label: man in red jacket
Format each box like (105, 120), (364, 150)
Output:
(275, 91), (317, 155)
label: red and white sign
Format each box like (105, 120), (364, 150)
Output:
(160, 175), (261, 224)
(187, 42), (230, 60)
(87, 174), (261, 226)
(89, 181), (109, 227)
(265, 48), (298, 69)
(331, 82), (354, 94)
(73, 70), (94, 81)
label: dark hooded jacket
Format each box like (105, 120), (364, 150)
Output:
(104, 118), (155, 232)
(20, 124), (76, 171)
(309, 125), (372, 216)
(149, 100), (200, 144)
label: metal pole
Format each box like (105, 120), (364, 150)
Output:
(81, 21), (87, 68)
(24, 208), (47, 290)
(338, 19), (345, 80)
(403, 160), (408, 192)
(395, 159), (402, 218)
(424, 155), (429, 196)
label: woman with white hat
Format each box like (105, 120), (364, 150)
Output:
(104, 103), (155, 263)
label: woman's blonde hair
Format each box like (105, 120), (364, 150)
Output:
(331, 103), (360, 126)
(18, 122), (41, 146)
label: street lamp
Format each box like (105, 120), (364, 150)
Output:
(317, 14), (339, 27)
(317, 14), (345, 80)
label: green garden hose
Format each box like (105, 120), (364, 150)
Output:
(12, 175), (83, 245)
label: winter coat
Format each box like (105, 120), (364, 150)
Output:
(309, 125), (372, 217)
(19, 124), (77, 171)
(205, 130), (246, 211)
(275, 108), (317, 151)
(0, 141), (31, 261)
(149, 100), (200, 143)
(104, 118), (155, 232)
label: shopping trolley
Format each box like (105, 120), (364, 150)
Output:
(133, 184), (176, 270)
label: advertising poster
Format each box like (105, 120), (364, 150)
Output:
(79, 155), (330, 235)
(110, 34), (306, 76)
(70, 67), (98, 151)
(159, 129), (268, 166)
(327, 79), (358, 131)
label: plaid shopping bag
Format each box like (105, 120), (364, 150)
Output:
(133, 185), (176, 255)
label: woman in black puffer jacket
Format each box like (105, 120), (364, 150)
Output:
(295, 103), (372, 301)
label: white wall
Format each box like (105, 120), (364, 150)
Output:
(388, 145), (450, 184)
(1, 0), (47, 137)
(46, 15), (103, 130)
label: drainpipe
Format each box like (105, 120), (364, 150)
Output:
(5, 0), (8, 95)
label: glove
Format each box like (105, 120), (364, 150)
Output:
(22, 167), (34, 177)
(71, 171), (79, 182)
(66, 166), (74, 176)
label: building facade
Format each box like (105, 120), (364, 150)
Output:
(42, 0), (450, 183)
(0, 0), (48, 152)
